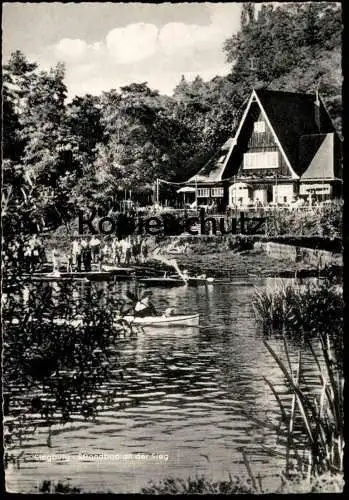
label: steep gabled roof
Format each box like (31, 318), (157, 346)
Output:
(186, 138), (233, 183)
(186, 88), (339, 184)
(301, 133), (340, 180)
(187, 158), (225, 183)
(254, 89), (336, 176)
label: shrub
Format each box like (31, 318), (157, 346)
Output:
(264, 201), (342, 239)
(141, 474), (259, 494)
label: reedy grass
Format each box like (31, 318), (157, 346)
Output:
(253, 279), (343, 479)
(140, 470), (344, 494)
(253, 279), (343, 368)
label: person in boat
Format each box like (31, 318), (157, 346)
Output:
(134, 291), (157, 317)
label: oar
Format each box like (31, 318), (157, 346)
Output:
(151, 249), (188, 285)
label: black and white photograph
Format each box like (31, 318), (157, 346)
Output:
(2, 1), (343, 494)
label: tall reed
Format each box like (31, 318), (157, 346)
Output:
(253, 279), (343, 478)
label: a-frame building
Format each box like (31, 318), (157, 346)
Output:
(184, 88), (342, 209)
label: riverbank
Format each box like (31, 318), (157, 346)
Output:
(41, 230), (342, 280)
(36, 471), (344, 494)
(157, 241), (342, 280)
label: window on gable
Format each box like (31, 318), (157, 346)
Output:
(243, 152), (279, 169)
(254, 121), (265, 133)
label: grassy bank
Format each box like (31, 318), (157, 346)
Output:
(140, 471), (344, 494)
(161, 244), (341, 280)
(35, 471), (344, 494)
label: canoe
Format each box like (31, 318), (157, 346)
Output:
(101, 265), (136, 281)
(123, 313), (200, 327)
(24, 271), (114, 281)
(138, 277), (186, 287)
(55, 271), (113, 281)
(102, 265), (134, 274)
(26, 275), (89, 283)
(138, 276), (214, 287)
(169, 275), (214, 285)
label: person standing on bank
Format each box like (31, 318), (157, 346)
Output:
(72, 235), (82, 272)
(82, 237), (92, 272)
(80, 236), (87, 271)
(90, 235), (101, 264)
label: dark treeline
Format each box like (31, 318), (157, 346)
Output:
(2, 2), (342, 232)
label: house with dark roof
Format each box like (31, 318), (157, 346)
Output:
(183, 88), (342, 209)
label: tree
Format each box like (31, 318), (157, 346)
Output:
(66, 94), (104, 171)
(2, 52), (79, 231)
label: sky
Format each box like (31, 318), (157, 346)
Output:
(2, 2), (243, 99)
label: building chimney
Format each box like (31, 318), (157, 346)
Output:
(314, 89), (321, 133)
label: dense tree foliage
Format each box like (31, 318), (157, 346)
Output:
(2, 3), (341, 231)
(223, 2), (342, 131)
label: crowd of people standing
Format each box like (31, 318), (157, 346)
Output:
(66, 235), (150, 272)
(5, 234), (46, 272)
(4, 233), (151, 275)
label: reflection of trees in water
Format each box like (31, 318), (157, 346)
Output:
(3, 278), (134, 465)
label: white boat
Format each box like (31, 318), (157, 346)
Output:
(26, 313), (200, 329)
(123, 313), (199, 327)
(102, 265), (134, 273)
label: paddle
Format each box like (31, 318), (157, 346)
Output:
(150, 248), (188, 284)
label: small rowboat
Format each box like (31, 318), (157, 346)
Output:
(102, 265), (134, 274)
(138, 277), (214, 287)
(123, 314), (199, 327)
(169, 275), (214, 285)
(138, 277), (186, 287)
(102, 265), (135, 281)
(26, 275), (89, 283)
(24, 271), (113, 281)
(59, 271), (114, 281)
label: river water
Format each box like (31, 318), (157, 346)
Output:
(5, 278), (321, 493)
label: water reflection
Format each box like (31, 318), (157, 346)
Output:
(6, 279), (322, 493)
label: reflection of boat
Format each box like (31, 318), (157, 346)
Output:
(124, 314), (200, 327)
